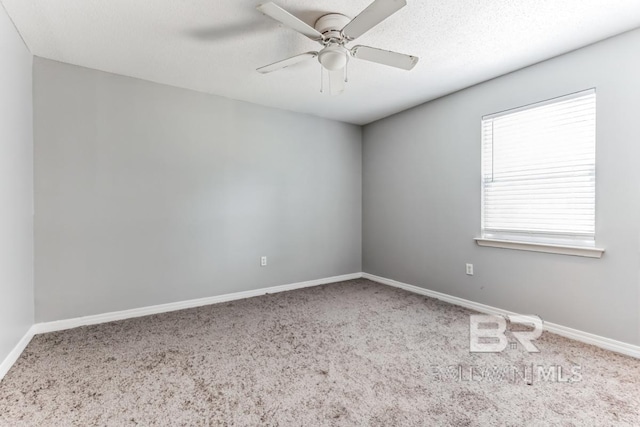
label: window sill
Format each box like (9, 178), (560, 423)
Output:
(474, 238), (605, 258)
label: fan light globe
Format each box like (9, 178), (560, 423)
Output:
(318, 46), (348, 71)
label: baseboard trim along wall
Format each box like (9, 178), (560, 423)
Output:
(362, 272), (640, 359)
(0, 325), (37, 382)
(3, 270), (638, 382)
(0, 272), (361, 382)
(31, 273), (362, 335)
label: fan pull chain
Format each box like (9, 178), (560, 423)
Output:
(345, 61), (349, 83)
(320, 66), (324, 93)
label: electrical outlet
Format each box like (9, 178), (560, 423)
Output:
(466, 263), (474, 275)
(261, 256), (267, 267)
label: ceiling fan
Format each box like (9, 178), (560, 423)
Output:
(256, 0), (419, 95)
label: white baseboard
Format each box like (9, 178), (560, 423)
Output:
(362, 272), (640, 359)
(32, 273), (363, 335)
(0, 325), (37, 382)
(1, 273), (362, 381)
(3, 270), (637, 383)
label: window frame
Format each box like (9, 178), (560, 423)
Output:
(477, 89), (604, 258)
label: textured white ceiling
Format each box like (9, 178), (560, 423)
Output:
(2, 0), (640, 124)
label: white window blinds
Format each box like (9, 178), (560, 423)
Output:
(481, 89), (596, 246)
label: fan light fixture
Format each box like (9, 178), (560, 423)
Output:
(318, 45), (349, 71)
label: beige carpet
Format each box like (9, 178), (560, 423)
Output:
(1, 279), (639, 426)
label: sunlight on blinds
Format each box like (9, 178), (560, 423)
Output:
(481, 89), (596, 246)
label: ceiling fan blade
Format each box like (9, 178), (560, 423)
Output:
(329, 69), (345, 95)
(257, 52), (318, 74)
(342, 0), (407, 41)
(257, 2), (323, 41)
(185, 20), (272, 42)
(351, 45), (418, 70)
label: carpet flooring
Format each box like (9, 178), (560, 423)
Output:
(1, 279), (639, 426)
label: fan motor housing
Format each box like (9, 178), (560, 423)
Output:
(314, 13), (350, 41)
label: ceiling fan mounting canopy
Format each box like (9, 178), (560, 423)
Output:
(314, 13), (351, 43)
(256, 0), (419, 94)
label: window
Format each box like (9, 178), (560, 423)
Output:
(480, 89), (597, 250)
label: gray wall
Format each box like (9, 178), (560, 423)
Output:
(363, 29), (640, 345)
(34, 58), (361, 322)
(0, 6), (34, 363)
